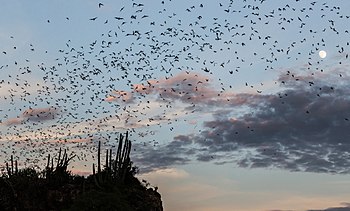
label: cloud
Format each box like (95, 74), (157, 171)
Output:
(131, 142), (192, 173)
(1, 117), (24, 126)
(187, 70), (350, 174)
(130, 67), (350, 174)
(139, 168), (189, 180)
(101, 71), (222, 131)
(1, 106), (60, 126)
(105, 71), (218, 105)
(22, 107), (60, 122)
(105, 90), (135, 103)
(307, 203), (350, 211)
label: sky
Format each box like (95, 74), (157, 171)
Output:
(0, 0), (350, 210)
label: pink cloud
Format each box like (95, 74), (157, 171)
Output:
(2, 117), (24, 126)
(22, 107), (60, 121)
(105, 90), (135, 103)
(106, 71), (222, 104)
(2, 106), (60, 126)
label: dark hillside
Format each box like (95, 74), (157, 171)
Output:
(0, 132), (163, 211)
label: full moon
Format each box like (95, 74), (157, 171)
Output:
(319, 50), (327, 58)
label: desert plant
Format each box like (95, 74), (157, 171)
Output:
(43, 148), (76, 188)
(92, 131), (135, 189)
(5, 155), (18, 178)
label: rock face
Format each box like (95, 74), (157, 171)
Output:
(146, 188), (163, 211)
(126, 186), (163, 211)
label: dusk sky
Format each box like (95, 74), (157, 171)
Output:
(1, 0), (350, 210)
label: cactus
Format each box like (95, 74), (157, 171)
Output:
(112, 131), (132, 183)
(55, 148), (76, 172)
(117, 132), (132, 182)
(6, 162), (11, 177)
(93, 140), (110, 188)
(5, 155), (18, 178)
(92, 163), (103, 189)
(97, 141), (101, 174)
(44, 148), (76, 187)
(92, 131), (133, 188)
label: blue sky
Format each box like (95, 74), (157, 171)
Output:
(1, 0), (350, 210)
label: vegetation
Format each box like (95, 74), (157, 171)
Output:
(0, 132), (163, 211)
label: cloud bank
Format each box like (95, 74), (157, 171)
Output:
(132, 67), (350, 174)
